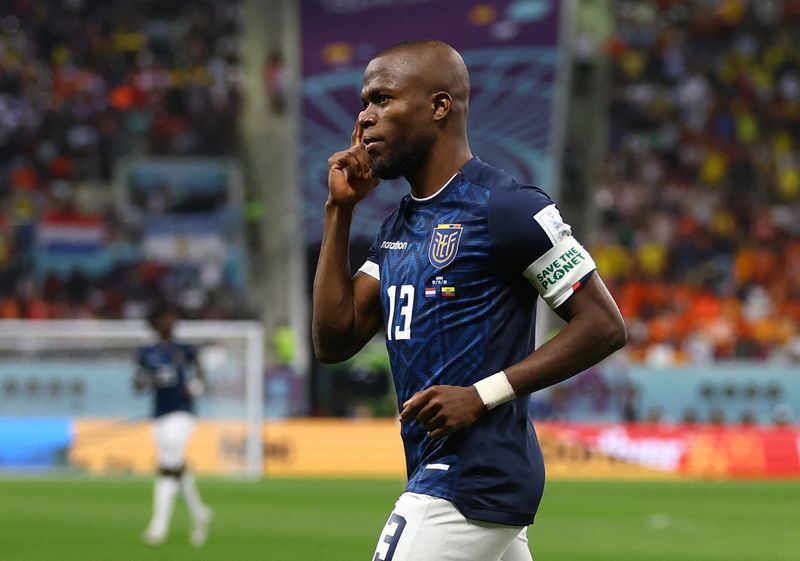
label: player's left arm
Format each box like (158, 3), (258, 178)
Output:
(504, 271), (626, 393)
(401, 189), (626, 439)
(401, 273), (625, 438)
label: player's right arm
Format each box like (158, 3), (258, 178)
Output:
(312, 114), (383, 363)
(133, 350), (151, 392)
(133, 370), (150, 391)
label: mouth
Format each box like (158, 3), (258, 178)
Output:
(363, 137), (383, 152)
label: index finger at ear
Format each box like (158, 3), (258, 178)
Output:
(351, 111), (366, 146)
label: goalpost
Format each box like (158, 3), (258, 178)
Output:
(0, 320), (264, 477)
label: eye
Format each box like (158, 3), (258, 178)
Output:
(361, 94), (391, 109)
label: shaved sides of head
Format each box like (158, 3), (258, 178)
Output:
(372, 39), (470, 108)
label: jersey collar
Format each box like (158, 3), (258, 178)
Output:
(409, 172), (459, 203)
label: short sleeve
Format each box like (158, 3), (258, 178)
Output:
(357, 232), (380, 281)
(489, 184), (596, 309)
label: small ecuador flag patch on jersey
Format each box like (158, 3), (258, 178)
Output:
(441, 286), (456, 297)
(425, 287), (437, 297)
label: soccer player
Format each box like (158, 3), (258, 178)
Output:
(312, 40), (626, 560)
(134, 305), (213, 547)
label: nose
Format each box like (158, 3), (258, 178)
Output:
(359, 109), (376, 129)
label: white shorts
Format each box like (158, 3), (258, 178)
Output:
(153, 411), (195, 469)
(372, 492), (533, 561)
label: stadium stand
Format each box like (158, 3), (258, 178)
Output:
(2, 0), (795, 428)
(593, 0), (800, 365)
(0, 0), (246, 319)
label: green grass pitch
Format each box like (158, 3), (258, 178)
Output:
(0, 478), (797, 560)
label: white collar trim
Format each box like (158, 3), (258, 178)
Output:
(410, 173), (459, 202)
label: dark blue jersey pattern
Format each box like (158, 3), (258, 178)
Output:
(136, 341), (198, 418)
(359, 157), (596, 526)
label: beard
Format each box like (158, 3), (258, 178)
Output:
(370, 132), (435, 180)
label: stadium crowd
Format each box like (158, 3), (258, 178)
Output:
(594, 0), (800, 365)
(3, 1), (797, 348)
(0, 0), (245, 320)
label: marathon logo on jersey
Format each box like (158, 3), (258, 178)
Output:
(428, 224), (463, 268)
(380, 240), (407, 250)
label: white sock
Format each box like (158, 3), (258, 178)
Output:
(147, 476), (179, 536)
(181, 472), (208, 520)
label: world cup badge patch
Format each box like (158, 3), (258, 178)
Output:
(428, 224), (463, 269)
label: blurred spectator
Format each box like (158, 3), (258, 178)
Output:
(0, 0), (246, 320)
(621, 384), (639, 422)
(594, 0), (800, 364)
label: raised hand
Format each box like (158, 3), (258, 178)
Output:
(327, 112), (380, 209)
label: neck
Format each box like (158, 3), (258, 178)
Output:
(406, 140), (472, 199)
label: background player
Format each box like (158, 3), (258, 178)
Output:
(134, 305), (213, 547)
(312, 40), (627, 560)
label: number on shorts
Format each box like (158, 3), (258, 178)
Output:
(373, 513), (407, 561)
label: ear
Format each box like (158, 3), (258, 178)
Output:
(431, 91), (452, 122)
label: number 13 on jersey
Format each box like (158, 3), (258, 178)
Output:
(386, 284), (414, 341)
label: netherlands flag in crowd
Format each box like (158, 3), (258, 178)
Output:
(36, 213), (107, 254)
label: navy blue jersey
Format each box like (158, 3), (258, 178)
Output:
(136, 341), (198, 418)
(359, 157), (596, 526)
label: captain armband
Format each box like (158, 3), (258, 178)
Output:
(523, 236), (597, 309)
(473, 371), (517, 410)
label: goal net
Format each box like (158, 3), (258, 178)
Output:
(0, 320), (263, 477)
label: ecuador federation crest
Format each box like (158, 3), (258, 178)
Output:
(428, 224), (463, 268)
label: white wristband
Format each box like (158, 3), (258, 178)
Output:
(473, 371), (516, 410)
